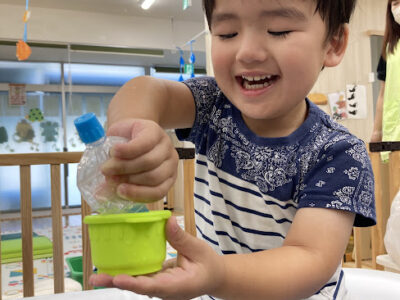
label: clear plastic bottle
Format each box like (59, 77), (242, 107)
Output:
(74, 113), (148, 214)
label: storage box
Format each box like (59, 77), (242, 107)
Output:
(66, 256), (84, 286)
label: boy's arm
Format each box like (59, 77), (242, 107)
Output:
(215, 208), (355, 300)
(370, 81), (385, 142)
(107, 75), (196, 129)
(91, 208), (355, 300)
(102, 76), (195, 202)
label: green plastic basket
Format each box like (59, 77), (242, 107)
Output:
(66, 256), (83, 286)
(84, 210), (171, 276)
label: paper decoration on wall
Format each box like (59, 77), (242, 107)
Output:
(13, 119), (39, 151)
(69, 132), (83, 148)
(8, 84), (26, 106)
(16, 0), (32, 61)
(328, 91), (348, 120)
(345, 84), (367, 119)
(40, 121), (58, 142)
(0, 126), (15, 152)
(308, 93), (328, 105)
(26, 108), (44, 122)
(0, 126), (8, 144)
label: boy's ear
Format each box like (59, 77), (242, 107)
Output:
(323, 25), (349, 68)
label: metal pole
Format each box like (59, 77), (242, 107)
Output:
(61, 60), (69, 208)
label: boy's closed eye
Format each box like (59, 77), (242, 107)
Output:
(268, 30), (292, 38)
(218, 32), (238, 40)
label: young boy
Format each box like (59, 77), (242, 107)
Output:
(90, 0), (376, 299)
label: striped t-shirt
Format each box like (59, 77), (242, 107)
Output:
(176, 77), (376, 300)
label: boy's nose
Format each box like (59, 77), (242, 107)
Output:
(235, 36), (268, 64)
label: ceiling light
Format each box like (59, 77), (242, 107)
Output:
(141, 0), (156, 10)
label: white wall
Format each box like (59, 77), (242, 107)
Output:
(0, 4), (205, 51)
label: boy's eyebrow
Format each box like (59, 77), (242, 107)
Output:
(211, 7), (307, 26)
(211, 13), (238, 26)
(260, 7), (307, 21)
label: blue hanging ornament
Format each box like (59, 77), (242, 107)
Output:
(177, 47), (185, 82)
(189, 41), (196, 78)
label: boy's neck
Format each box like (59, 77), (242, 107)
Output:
(242, 99), (309, 138)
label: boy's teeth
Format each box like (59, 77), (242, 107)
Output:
(243, 80), (272, 89)
(241, 74), (275, 89)
(242, 75), (272, 81)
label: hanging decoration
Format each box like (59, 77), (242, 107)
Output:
(177, 47), (185, 82)
(16, 0), (32, 61)
(188, 40), (196, 78)
(177, 40), (197, 81)
(183, 0), (192, 10)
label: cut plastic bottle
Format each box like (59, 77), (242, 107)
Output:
(74, 112), (148, 214)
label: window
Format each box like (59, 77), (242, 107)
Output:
(0, 61), (145, 212)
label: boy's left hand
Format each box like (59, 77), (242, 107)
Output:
(89, 216), (225, 300)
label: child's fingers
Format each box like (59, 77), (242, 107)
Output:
(116, 175), (176, 202)
(166, 217), (207, 260)
(109, 158), (176, 187)
(102, 140), (173, 176)
(106, 119), (138, 139)
(89, 273), (115, 288)
(112, 274), (164, 298)
(110, 122), (166, 160)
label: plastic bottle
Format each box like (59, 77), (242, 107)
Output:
(74, 112), (148, 214)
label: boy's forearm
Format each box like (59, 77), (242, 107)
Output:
(107, 76), (169, 127)
(213, 246), (333, 300)
(107, 76), (195, 129)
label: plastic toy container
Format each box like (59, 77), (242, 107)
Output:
(84, 210), (171, 276)
(66, 256), (84, 286)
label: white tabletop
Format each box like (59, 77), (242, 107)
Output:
(23, 288), (159, 300)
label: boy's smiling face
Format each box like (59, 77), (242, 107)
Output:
(210, 0), (347, 137)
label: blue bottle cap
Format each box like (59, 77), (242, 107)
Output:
(74, 113), (105, 144)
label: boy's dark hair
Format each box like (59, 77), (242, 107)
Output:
(382, 0), (400, 59)
(202, 0), (357, 41)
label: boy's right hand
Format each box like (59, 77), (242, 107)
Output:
(101, 118), (179, 203)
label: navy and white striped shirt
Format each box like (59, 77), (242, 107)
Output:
(176, 77), (376, 300)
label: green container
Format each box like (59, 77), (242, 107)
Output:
(84, 210), (171, 276)
(66, 256), (84, 286)
(66, 256), (103, 289)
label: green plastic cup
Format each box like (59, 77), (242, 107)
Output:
(84, 210), (171, 276)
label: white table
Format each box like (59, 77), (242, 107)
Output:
(23, 288), (159, 300)
(24, 268), (400, 300)
(343, 268), (400, 300)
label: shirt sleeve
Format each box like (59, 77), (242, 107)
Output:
(175, 76), (220, 144)
(377, 56), (386, 82)
(297, 137), (376, 227)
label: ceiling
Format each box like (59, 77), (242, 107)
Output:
(0, 0), (207, 68)
(1, 0), (205, 22)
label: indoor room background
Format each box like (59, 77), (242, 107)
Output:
(0, 0), (389, 225)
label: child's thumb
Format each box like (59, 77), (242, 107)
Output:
(166, 216), (203, 258)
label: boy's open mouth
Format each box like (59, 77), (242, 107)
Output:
(237, 75), (279, 90)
